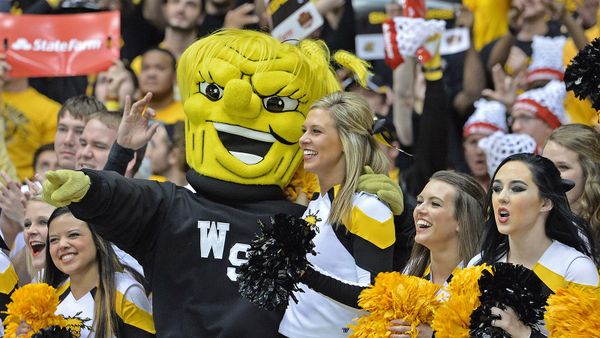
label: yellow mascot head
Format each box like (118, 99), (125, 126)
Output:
(178, 29), (368, 188)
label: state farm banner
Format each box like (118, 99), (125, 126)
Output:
(0, 11), (120, 78)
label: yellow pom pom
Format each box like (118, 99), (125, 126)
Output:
(3, 283), (66, 338)
(431, 264), (491, 338)
(350, 272), (441, 338)
(3, 283), (86, 338)
(545, 284), (600, 337)
(285, 165), (319, 202)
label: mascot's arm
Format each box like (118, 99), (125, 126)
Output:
(44, 169), (175, 265)
(104, 142), (135, 175)
(43, 170), (91, 208)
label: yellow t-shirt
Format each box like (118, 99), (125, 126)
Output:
(463, 0), (510, 51)
(1, 88), (59, 180)
(155, 100), (185, 124)
(563, 25), (600, 126)
(0, 117), (18, 182)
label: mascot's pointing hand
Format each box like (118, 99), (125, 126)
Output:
(42, 170), (91, 208)
(358, 166), (404, 215)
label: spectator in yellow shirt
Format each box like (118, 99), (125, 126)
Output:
(0, 53), (59, 181)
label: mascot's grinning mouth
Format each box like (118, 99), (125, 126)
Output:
(213, 122), (275, 165)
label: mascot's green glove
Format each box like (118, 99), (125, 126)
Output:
(357, 166), (404, 215)
(42, 170), (91, 208)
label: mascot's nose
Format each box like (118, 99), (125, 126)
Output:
(223, 79), (261, 119)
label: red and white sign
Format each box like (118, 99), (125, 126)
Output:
(382, 18), (403, 70)
(0, 11), (120, 78)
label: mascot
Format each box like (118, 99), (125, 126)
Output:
(42, 29), (401, 337)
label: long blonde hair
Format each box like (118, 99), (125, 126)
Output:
(548, 124), (600, 247)
(310, 92), (389, 226)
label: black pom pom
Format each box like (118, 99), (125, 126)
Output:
(238, 213), (317, 311)
(469, 263), (548, 338)
(31, 326), (76, 338)
(565, 37), (600, 110)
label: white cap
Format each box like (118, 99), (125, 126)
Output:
(392, 17), (446, 58)
(513, 80), (568, 129)
(478, 131), (537, 177)
(527, 35), (567, 83)
(463, 99), (508, 137)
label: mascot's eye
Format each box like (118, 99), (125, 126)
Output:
(262, 96), (299, 112)
(198, 82), (223, 101)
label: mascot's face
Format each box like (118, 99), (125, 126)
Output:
(182, 37), (312, 188)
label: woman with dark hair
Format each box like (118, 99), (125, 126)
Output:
(469, 153), (598, 338)
(389, 170), (485, 338)
(43, 207), (155, 338)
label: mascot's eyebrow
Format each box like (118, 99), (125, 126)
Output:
(251, 77), (305, 101)
(226, 45), (282, 62)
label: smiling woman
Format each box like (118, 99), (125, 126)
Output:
(43, 208), (155, 338)
(470, 153), (599, 338)
(389, 171), (485, 338)
(279, 92), (396, 337)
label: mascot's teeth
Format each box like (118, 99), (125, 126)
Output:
(228, 151), (263, 165)
(213, 122), (276, 143)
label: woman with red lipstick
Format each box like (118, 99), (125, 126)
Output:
(279, 92), (396, 337)
(19, 196), (55, 284)
(388, 170), (485, 338)
(470, 153), (598, 338)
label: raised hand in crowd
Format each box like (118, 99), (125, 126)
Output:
(117, 93), (159, 150)
(0, 171), (26, 250)
(315, 0), (345, 15)
(482, 64), (523, 108)
(453, 5), (487, 116)
(543, 0), (589, 49)
(314, 0), (346, 30)
(96, 60), (138, 109)
(224, 3), (260, 29)
(22, 176), (43, 200)
(507, 3), (525, 34)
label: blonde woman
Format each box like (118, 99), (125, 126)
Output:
(542, 124), (600, 251)
(279, 92), (396, 337)
(16, 196), (56, 284)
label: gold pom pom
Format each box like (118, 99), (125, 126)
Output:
(350, 272), (441, 338)
(431, 264), (491, 338)
(545, 284), (600, 337)
(284, 166), (319, 202)
(3, 283), (86, 338)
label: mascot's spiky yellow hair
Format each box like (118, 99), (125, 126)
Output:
(178, 29), (368, 107)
